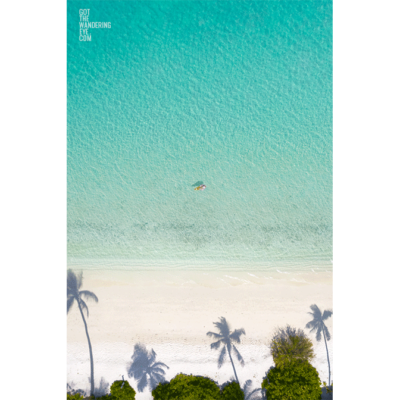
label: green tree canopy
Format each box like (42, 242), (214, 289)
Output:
(152, 374), (220, 400)
(269, 325), (315, 367)
(220, 381), (244, 400)
(262, 360), (321, 400)
(109, 380), (136, 400)
(66, 394), (84, 400)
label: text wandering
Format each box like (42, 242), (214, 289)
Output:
(79, 9), (111, 42)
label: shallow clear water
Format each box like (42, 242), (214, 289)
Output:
(67, 0), (332, 271)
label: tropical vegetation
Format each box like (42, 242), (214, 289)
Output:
(67, 308), (333, 399)
(152, 373), (221, 400)
(269, 325), (315, 367)
(107, 380), (136, 399)
(262, 360), (322, 400)
(67, 380), (136, 400)
(220, 381), (244, 400)
(66, 394), (84, 400)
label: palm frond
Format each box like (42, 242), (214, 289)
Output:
(149, 375), (159, 391)
(126, 364), (136, 379)
(150, 372), (166, 384)
(152, 362), (169, 370)
(213, 317), (230, 337)
(324, 325), (331, 341)
(79, 290), (98, 303)
(230, 328), (246, 343)
(322, 309), (333, 320)
(151, 367), (167, 375)
(207, 331), (222, 339)
(67, 269), (78, 295)
(131, 343), (148, 360)
(248, 388), (264, 400)
(210, 340), (222, 350)
(80, 299), (89, 317)
(67, 296), (75, 314)
(129, 366), (144, 380)
(232, 344), (245, 366)
(217, 346), (227, 368)
(137, 374), (148, 392)
(305, 321), (317, 330)
(243, 380), (252, 397)
(76, 270), (83, 290)
(309, 304), (322, 318)
(148, 349), (157, 365)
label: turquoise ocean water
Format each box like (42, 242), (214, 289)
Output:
(67, 0), (332, 271)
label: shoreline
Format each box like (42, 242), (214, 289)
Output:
(67, 269), (332, 398)
(66, 268), (332, 288)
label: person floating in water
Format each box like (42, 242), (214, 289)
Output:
(194, 184), (206, 191)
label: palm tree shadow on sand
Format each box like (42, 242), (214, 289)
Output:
(67, 269), (98, 396)
(243, 379), (266, 400)
(207, 317), (246, 384)
(91, 377), (110, 398)
(127, 343), (169, 392)
(305, 304), (333, 386)
(67, 377), (110, 399)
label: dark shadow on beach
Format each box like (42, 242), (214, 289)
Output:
(207, 317), (246, 385)
(67, 376), (110, 399)
(67, 382), (87, 398)
(305, 304), (333, 387)
(243, 379), (265, 400)
(92, 376), (110, 398)
(127, 343), (169, 392)
(67, 269), (99, 396)
(321, 385), (333, 399)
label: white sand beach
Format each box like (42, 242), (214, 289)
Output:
(67, 269), (333, 399)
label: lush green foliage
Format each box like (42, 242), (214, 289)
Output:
(270, 325), (315, 367)
(66, 379), (135, 400)
(66, 394), (84, 400)
(109, 380), (136, 399)
(262, 360), (322, 400)
(152, 374), (221, 400)
(220, 381), (244, 400)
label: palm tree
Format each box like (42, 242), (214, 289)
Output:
(243, 379), (265, 400)
(207, 317), (246, 384)
(67, 269), (98, 396)
(305, 304), (333, 386)
(127, 343), (169, 392)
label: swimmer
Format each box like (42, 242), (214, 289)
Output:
(194, 184), (206, 191)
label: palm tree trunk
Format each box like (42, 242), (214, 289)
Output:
(227, 346), (239, 384)
(77, 301), (95, 396)
(322, 327), (331, 386)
